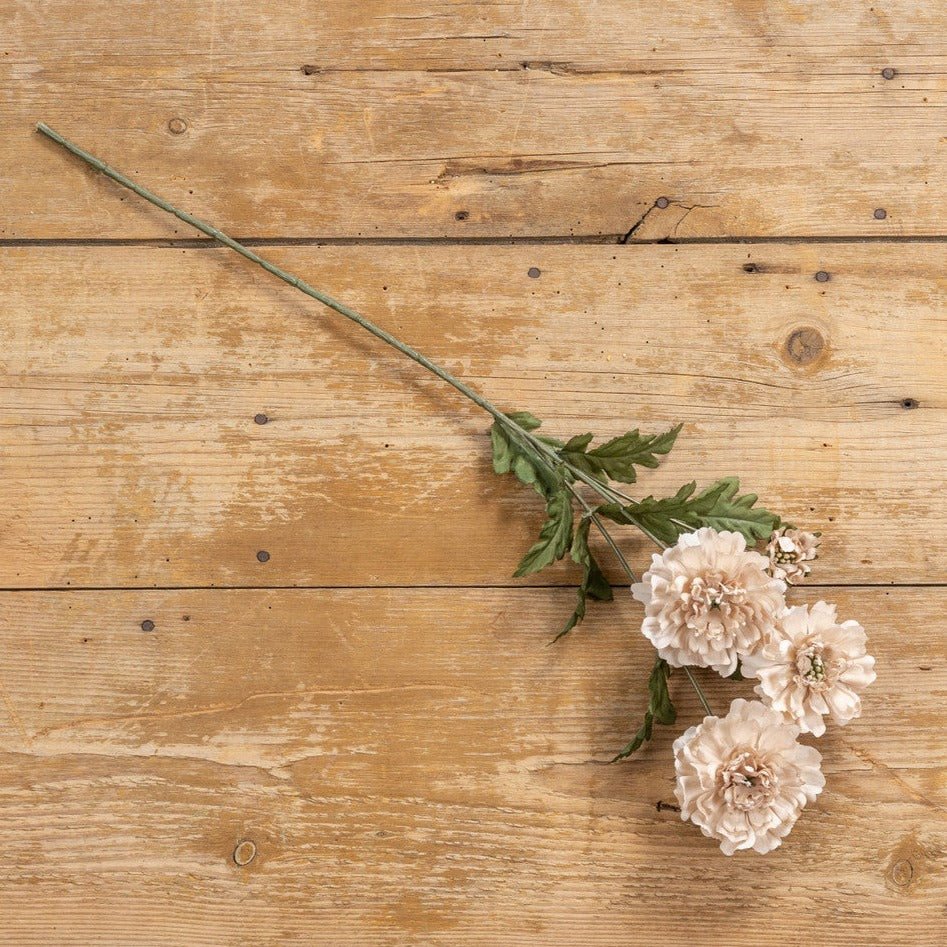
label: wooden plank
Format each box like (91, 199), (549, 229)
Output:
(0, 586), (942, 945)
(3, 1), (946, 238)
(3, 243), (944, 588)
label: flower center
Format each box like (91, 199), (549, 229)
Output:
(681, 575), (745, 637)
(720, 751), (778, 811)
(795, 642), (839, 691)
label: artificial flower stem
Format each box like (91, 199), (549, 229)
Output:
(36, 123), (679, 560)
(36, 123), (536, 446)
(571, 492), (637, 583)
(682, 666), (715, 717)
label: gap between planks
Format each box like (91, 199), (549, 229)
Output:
(0, 583), (944, 594)
(5, 234), (947, 248)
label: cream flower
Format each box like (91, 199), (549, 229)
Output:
(766, 527), (820, 584)
(742, 602), (876, 736)
(673, 698), (825, 855)
(631, 528), (786, 676)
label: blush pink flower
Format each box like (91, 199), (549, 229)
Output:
(742, 601), (876, 736)
(766, 527), (820, 584)
(673, 698), (825, 855)
(631, 528), (786, 676)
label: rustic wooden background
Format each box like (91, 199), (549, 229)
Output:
(1, 2), (945, 944)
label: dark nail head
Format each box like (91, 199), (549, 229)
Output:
(168, 118), (188, 135)
(881, 67), (896, 80)
(814, 270), (830, 282)
(141, 620), (155, 632)
(254, 413), (269, 425)
(873, 208), (887, 220)
(655, 197), (670, 209)
(256, 550), (270, 563)
(527, 267), (541, 278)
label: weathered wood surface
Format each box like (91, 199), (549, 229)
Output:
(3, 243), (944, 589)
(0, 587), (943, 946)
(3, 1), (946, 238)
(3, 1), (946, 944)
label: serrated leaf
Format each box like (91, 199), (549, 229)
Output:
(513, 488), (574, 577)
(611, 658), (676, 762)
(559, 424), (681, 484)
(598, 476), (779, 546)
(552, 517), (614, 642)
(490, 412), (557, 497)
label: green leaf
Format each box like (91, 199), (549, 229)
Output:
(598, 476), (779, 546)
(490, 423), (515, 475)
(552, 517), (614, 642)
(611, 657), (676, 762)
(563, 432), (594, 453)
(559, 424), (681, 484)
(490, 412), (556, 497)
(513, 488), (574, 577)
(506, 411), (542, 431)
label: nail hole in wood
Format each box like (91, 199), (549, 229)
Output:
(455, 210), (469, 221)
(900, 398), (919, 410)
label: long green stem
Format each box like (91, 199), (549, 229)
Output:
(35, 124), (664, 531)
(682, 666), (714, 717)
(36, 123), (522, 437)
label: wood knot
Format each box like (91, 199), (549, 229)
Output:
(233, 840), (256, 866)
(783, 326), (826, 367)
(889, 859), (913, 887)
(885, 835), (928, 891)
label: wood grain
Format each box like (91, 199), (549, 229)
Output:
(2, 243), (944, 588)
(3, 1), (946, 238)
(0, 586), (943, 946)
(3, 2), (945, 943)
